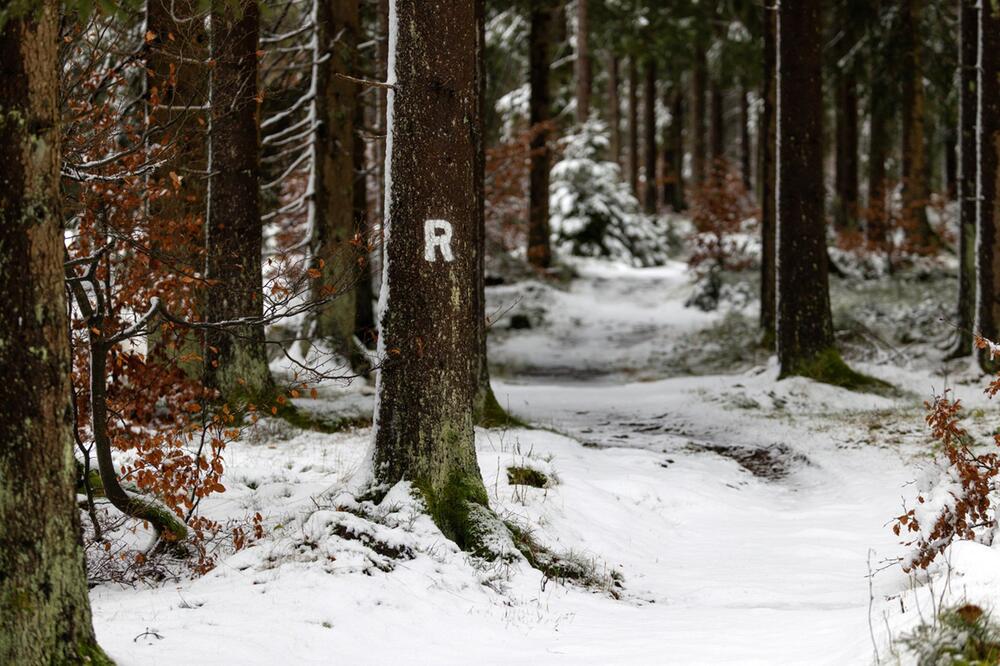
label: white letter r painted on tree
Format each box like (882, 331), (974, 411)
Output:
(424, 219), (454, 263)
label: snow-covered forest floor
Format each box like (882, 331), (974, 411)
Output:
(91, 255), (1000, 665)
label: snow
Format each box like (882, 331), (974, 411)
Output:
(90, 257), (999, 664)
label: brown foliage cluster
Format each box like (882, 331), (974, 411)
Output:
(687, 160), (759, 275)
(894, 338), (1000, 571)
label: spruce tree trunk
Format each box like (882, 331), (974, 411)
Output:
(608, 54), (621, 165)
(710, 82), (725, 169)
(0, 4), (109, 662)
(376, 0), (389, 232)
(900, 0), (934, 246)
(575, 0), (591, 124)
(664, 83), (686, 211)
(205, 0), (274, 403)
(527, 3), (553, 269)
(977, 0), (1000, 369)
(740, 85), (751, 189)
(777, 0), (836, 375)
(834, 55), (859, 230)
(692, 45), (708, 186)
(760, 0), (777, 345)
(627, 56), (639, 197)
(952, 0), (977, 358)
(145, 0), (207, 374)
(311, 0), (361, 365)
(353, 53), (375, 349)
(374, 0), (498, 553)
(643, 59), (657, 214)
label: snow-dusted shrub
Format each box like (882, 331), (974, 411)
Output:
(901, 604), (1000, 665)
(687, 159), (758, 278)
(549, 119), (668, 267)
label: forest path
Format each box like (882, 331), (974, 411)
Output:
(487, 261), (921, 664)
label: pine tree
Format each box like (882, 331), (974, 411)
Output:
(833, 3), (860, 231)
(642, 58), (657, 214)
(607, 54), (621, 164)
(900, 0), (935, 246)
(528, 2), (554, 268)
(664, 81), (686, 211)
(373, 0), (503, 554)
(575, 0), (591, 124)
(205, 0), (274, 403)
(0, 3), (109, 662)
(627, 55), (639, 196)
(976, 0), (1000, 370)
(311, 0), (363, 367)
(759, 0), (777, 345)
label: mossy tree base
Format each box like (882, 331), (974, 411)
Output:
(781, 347), (894, 394)
(417, 472), (514, 561)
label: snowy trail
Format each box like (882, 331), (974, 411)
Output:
(92, 262), (933, 665)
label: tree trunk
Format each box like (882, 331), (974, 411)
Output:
(374, 0), (500, 554)
(575, 0), (591, 124)
(710, 81), (725, 169)
(692, 45), (708, 186)
(627, 56), (639, 197)
(0, 3), (108, 662)
(527, 3), (554, 269)
(777, 0), (837, 375)
(311, 0), (362, 366)
(740, 85), (752, 189)
(145, 0), (208, 375)
(353, 50), (376, 350)
(643, 59), (657, 214)
(977, 0), (1000, 369)
(760, 0), (777, 345)
(951, 0), (977, 358)
(834, 53), (859, 230)
(608, 54), (621, 165)
(900, 0), (934, 246)
(664, 82), (686, 212)
(205, 0), (274, 403)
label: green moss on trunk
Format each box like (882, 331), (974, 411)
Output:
(782, 347), (894, 394)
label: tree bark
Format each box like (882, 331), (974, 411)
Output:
(527, 3), (554, 269)
(643, 59), (657, 214)
(205, 0), (274, 403)
(951, 0), (977, 358)
(692, 44), (708, 186)
(710, 81), (725, 168)
(608, 53), (621, 165)
(353, 46), (375, 350)
(664, 82), (686, 212)
(760, 0), (777, 345)
(311, 0), (362, 366)
(777, 0), (836, 375)
(977, 0), (1000, 369)
(834, 44), (859, 231)
(740, 85), (751, 190)
(374, 0), (498, 553)
(145, 0), (208, 375)
(867, 63), (890, 249)
(900, 0), (934, 246)
(0, 3), (108, 662)
(575, 0), (591, 124)
(627, 56), (639, 197)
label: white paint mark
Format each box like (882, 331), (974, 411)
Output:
(424, 220), (454, 262)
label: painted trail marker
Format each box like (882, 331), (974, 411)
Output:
(424, 219), (455, 263)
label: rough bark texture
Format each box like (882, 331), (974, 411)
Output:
(664, 83), (685, 212)
(977, 0), (1000, 369)
(627, 56), (639, 197)
(642, 59), (657, 214)
(205, 0), (273, 403)
(373, 0), (497, 553)
(311, 0), (362, 364)
(608, 54), (621, 165)
(527, 3), (553, 269)
(574, 0), (591, 124)
(900, 0), (934, 245)
(691, 45), (708, 186)
(833, 35), (859, 231)
(760, 0), (777, 344)
(145, 0), (208, 374)
(0, 3), (109, 662)
(952, 0), (977, 358)
(777, 0), (836, 375)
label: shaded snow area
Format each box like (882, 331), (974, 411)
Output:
(92, 260), (999, 664)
